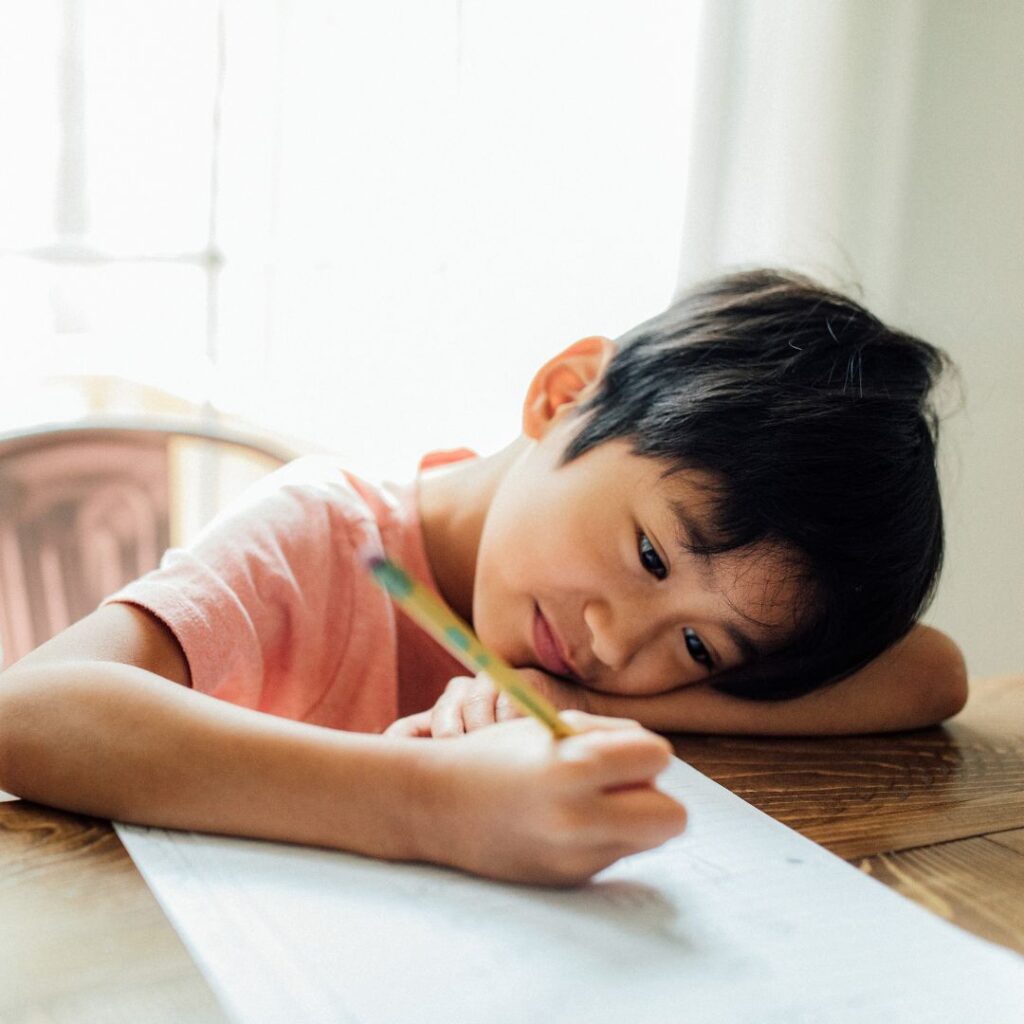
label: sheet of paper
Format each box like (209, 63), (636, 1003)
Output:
(116, 757), (1024, 1024)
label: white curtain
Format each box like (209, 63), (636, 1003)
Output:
(679, 0), (1024, 678)
(213, 0), (703, 481)
(678, 0), (924, 308)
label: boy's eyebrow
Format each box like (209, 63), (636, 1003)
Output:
(665, 498), (773, 664)
(668, 499), (714, 556)
(724, 623), (765, 665)
(662, 494), (778, 664)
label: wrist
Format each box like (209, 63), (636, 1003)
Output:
(386, 738), (455, 866)
(281, 730), (443, 864)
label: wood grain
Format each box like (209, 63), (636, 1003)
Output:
(986, 828), (1024, 856)
(856, 832), (1024, 955)
(0, 801), (226, 1024)
(670, 675), (1024, 859)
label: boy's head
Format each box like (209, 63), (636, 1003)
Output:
(550, 268), (948, 699)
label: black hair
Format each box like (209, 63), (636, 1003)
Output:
(563, 268), (948, 700)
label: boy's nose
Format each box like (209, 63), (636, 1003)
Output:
(582, 598), (660, 672)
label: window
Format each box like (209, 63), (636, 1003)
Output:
(0, 0), (703, 480)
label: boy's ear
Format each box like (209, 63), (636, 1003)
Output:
(522, 336), (616, 439)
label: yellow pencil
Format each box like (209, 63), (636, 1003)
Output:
(361, 549), (575, 739)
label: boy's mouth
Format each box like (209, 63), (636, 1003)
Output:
(532, 604), (581, 682)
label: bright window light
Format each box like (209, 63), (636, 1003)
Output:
(0, 0), (703, 483)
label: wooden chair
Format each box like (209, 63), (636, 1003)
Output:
(0, 416), (300, 668)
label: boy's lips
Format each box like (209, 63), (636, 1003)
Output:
(532, 604), (580, 681)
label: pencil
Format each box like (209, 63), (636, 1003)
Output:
(361, 549), (576, 739)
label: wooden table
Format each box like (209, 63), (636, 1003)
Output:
(673, 674), (1024, 955)
(2, 676), (1022, 1024)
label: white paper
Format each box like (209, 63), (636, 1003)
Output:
(116, 757), (1024, 1024)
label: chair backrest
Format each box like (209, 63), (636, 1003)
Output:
(0, 417), (299, 668)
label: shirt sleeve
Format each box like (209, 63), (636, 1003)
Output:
(102, 456), (386, 721)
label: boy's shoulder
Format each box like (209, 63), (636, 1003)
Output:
(235, 454), (369, 507)
(203, 454), (397, 539)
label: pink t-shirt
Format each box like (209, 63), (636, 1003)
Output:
(102, 452), (471, 733)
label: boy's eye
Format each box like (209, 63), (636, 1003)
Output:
(684, 627), (714, 669)
(638, 532), (667, 580)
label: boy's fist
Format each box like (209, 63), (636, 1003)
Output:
(410, 712), (687, 885)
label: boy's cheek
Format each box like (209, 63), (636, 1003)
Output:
(470, 574), (532, 666)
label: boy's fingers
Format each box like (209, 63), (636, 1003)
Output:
(558, 709), (643, 733)
(430, 675), (501, 735)
(495, 691), (524, 722)
(461, 686), (499, 732)
(566, 789), (687, 854)
(431, 676), (477, 737)
(600, 787), (688, 846)
(557, 728), (674, 790)
(384, 711), (432, 737)
(551, 789), (687, 867)
(431, 694), (465, 737)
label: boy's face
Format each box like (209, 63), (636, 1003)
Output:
(472, 420), (803, 696)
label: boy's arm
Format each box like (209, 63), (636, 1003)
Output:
(402, 624), (967, 738)
(584, 625), (968, 736)
(0, 604), (432, 857)
(0, 604), (684, 884)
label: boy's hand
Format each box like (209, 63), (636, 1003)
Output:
(412, 711), (687, 885)
(385, 669), (588, 738)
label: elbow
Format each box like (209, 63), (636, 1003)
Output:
(937, 652), (969, 722)
(0, 668), (57, 798)
(0, 673), (25, 797)
(916, 626), (969, 725)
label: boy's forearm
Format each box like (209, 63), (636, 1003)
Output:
(584, 682), (921, 736)
(0, 663), (429, 860)
(583, 625), (968, 736)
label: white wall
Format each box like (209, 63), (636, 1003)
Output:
(890, 0), (1024, 679)
(680, 0), (1024, 679)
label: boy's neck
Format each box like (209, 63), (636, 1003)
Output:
(417, 438), (527, 623)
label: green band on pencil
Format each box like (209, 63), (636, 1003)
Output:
(361, 550), (574, 739)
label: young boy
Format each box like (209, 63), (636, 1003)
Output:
(0, 270), (965, 885)
(390, 269), (965, 739)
